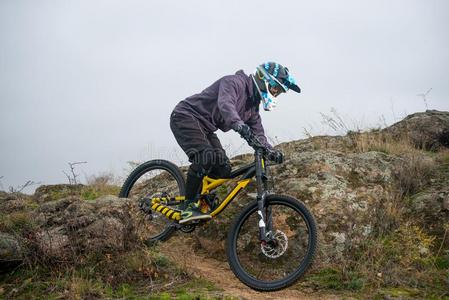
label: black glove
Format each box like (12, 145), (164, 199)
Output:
(233, 123), (252, 140)
(268, 149), (284, 164)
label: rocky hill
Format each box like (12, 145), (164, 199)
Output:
(1, 110), (448, 299)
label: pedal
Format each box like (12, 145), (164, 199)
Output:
(181, 218), (211, 225)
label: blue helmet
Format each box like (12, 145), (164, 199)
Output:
(252, 62), (301, 111)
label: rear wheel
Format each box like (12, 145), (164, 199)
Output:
(226, 194), (318, 291)
(119, 160), (185, 243)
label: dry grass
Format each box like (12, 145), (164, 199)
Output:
(393, 154), (436, 198)
(82, 173), (120, 200)
(437, 148), (449, 165)
(349, 129), (437, 197)
(0, 244), (192, 299)
(350, 131), (414, 155)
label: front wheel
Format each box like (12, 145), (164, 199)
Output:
(226, 194), (318, 291)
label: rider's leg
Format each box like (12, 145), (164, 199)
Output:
(183, 142), (231, 204)
(182, 163), (204, 209)
(180, 146), (233, 223)
(179, 151), (214, 224)
(169, 112), (230, 223)
(169, 111), (209, 204)
(207, 133), (232, 179)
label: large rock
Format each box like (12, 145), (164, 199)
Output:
(33, 184), (84, 203)
(409, 191), (449, 233)
(384, 110), (449, 150)
(197, 134), (446, 263)
(0, 232), (23, 263)
(190, 142), (402, 263)
(270, 148), (399, 263)
(34, 195), (137, 259)
(0, 191), (33, 213)
(190, 123), (448, 263)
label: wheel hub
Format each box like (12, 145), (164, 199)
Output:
(261, 230), (288, 258)
(139, 196), (153, 214)
(139, 192), (164, 215)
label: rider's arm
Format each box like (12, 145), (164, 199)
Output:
(246, 111), (273, 149)
(217, 77), (245, 129)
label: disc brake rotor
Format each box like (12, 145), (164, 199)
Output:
(261, 230), (288, 259)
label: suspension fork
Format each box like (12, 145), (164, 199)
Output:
(255, 149), (271, 243)
(264, 159), (273, 234)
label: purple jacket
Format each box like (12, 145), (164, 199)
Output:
(173, 70), (272, 148)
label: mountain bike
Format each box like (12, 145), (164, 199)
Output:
(119, 134), (318, 291)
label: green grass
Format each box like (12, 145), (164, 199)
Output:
(0, 211), (35, 233)
(434, 256), (449, 270)
(32, 183), (120, 202)
(215, 185), (228, 200)
(174, 278), (220, 293)
(438, 150), (449, 165)
(148, 278), (221, 300)
(374, 287), (423, 299)
(1, 264), (161, 300)
(0, 246), (194, 300)
(80, 185), (120, 200)
(304, 268), (365, 291)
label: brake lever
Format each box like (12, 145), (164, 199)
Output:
(248, 135), (280, 164)
(247, 134), (266, 151)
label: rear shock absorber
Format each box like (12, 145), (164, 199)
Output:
(151, 198), (182, 221)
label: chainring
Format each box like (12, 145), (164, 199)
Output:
(179, 224), (196, 233)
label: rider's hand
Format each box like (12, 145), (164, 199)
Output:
(268, 149), (284, 164)
(233, 123), (252, 140)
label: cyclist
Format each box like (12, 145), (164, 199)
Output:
(170, 62), (301, 224)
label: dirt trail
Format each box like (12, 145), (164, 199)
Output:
(160, 237), (351, 300)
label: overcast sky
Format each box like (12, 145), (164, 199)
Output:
(1, 0), (448, 192)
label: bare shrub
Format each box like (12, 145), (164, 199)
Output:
(81, 173), (120, 200)
(7, 180), (41, 194)
(370, 193), (405, 237)
(320, 108), (352, 135)
(393, 154), (436, 198)
(63, 161), (87, 185)
(86, 172), (116, 186)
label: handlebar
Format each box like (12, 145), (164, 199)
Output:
(245, 133), (266, 150)
(245, 133), (279, 163)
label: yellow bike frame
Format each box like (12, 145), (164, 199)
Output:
(150, 176), (252, 221)
(201, 176), (251, 217)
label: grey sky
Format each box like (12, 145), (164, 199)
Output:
(1, 0), (448, 192)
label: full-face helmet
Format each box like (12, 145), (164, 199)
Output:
(252, 62), (301, 111)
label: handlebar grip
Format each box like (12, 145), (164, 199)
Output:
(246, 133), (268, 151)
